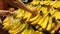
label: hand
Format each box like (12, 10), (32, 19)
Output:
(54, 23), (60, 31)
(30, 8), (38, 15)
(0, 10), (14, 16)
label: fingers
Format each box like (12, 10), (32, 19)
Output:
(33, 11), (38, 16)
(54, 24), (60, 31)
(0, 10), (14, 16)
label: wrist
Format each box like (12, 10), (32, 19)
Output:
(27, 8), (32, 12)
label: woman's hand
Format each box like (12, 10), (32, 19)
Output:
(54, 23), (60, 31)
(0, 10), (14, 16)
(29, 8), (38, 15)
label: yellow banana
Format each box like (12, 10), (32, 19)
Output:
(23, 11), (29, 19)
(29, 14), (40, 22)
(35, 25), (40, 29)
(49, 7), (56, 16)
(3, 21), (10, 30)
(16, 10), (25, 18)
(28, 29), (34, 34)
(34, 31), (40, 34)
(52, 1), (60, 8)
(38, 28), (43, 31)
(15, 23), (27, 34)
(37, 5), (42, 12)
(38, 12), (49, 26)
(21, 27), (29, 34)
(31, 16), (41, 25)
(9, 23), (22, 34)
(9, 23), (27, 34)
(3, 17), (9, 23)
(39, 31), (44, 34)
(40, 7), (47, 14)
(9, 20), (21, 30)
(46, 17), (52, 31)
(41, 16), (49, 29)
(54, 11), (60, 20)
(25, 12), (32, 22)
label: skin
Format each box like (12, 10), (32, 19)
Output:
(0, 0), (38, 16)
(53, 23), (60, 31)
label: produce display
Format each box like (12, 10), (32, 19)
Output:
(1, 1), (60, 34)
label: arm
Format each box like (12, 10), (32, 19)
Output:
(5, 0), (38, 15)
(5, 0), (32, 12)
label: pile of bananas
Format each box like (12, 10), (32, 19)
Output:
(2, 1), (60, 34)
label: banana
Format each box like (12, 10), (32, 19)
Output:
(34, 31), (40, 34)
(23, 11), (29, 19)
(31, 1), (37, 5)
(31, 16), (41, 25)
(29, 14), (40, 22)
(51, 30), (55, 34)
(15, 23), (27, 34)
(9, 23), (27, 34)
(38, 12), (49, 26)
(14, 9), (21, 16)
(9, 23), (23, 34)
(54, 11), (60, 20)
(39, 31), (44, 34)
(41, 16), (49, 29)
(21, 26), (29, 34)
(28, 29), (34, 34)
(37, 5), (42, 11)
(52, 1), (60, 8)
(3, 17), (15, 30)
(46, 17), (52, 31)
(3, 17), (9, 23)
(49, 7), (56, 16)
(52, 23), (55, 29)
(16, 10), (25, 18)
(25, 12), (32, 22)
(3, 21), (10, 30)
(9, 20), (21, 30)
(38, 28), (43, 31)
(35, 25), (40, 29)
(40, 7), (48, 14)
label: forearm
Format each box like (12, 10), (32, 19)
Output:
(5, 0), (31, 12)
(16, 1), (31, 11)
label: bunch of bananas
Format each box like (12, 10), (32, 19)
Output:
(2, 1), (60, 34)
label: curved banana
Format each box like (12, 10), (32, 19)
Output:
(9, 23), (23, 34)
(9, 23), (27, 34)
(41, 16), (49, 29)
(29, 14), (40, 22)
(21, 27), (29, 34)
(52, 1), (60, 8)
(28, 28), (34, 34)
(34, 31), (40, 34)
(9, 20), (21, 30)
(16, 10), (25, 18)
(3, 17), (9, 23)
(31, 16), (41, 25)
(46, 17), (52, 31)
(23, 11), (29, 19)
(3, 21), (10, 30)
(40, 7), (47, 14)
(25, 12), (32, 22)
(38, 12), (49, 26)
